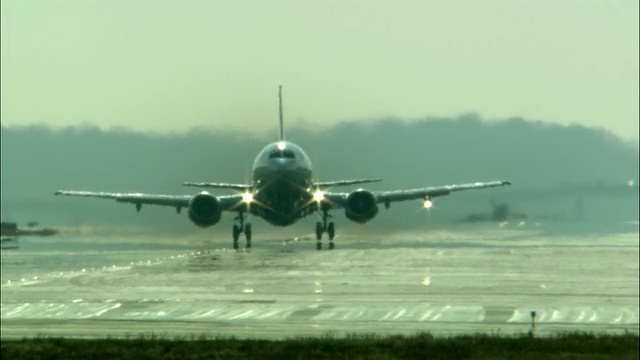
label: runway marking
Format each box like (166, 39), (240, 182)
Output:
(393, 309), (407, 320)
(419, 309), (435, 321)
(431, 305), (451, 321)
(507, 307), (639, 324)
(2, 297), (637, 325)
(93, 303), (121, 317)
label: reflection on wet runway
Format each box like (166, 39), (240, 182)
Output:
(1, 226), (638, 339)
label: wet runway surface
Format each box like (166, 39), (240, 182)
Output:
(2, 225), (638, 339)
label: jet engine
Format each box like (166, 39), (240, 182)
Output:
(345, 189), (379, 223)
(187, 192), (222, 227)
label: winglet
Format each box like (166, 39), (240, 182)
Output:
(278, 85), (284, 141)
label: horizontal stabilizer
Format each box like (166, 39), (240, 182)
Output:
(313, 179), (383, 188)
(183, 182), (252, 190)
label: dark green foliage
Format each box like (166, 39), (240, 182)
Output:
(2, 332), (638, 360)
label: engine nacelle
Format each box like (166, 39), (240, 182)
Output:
(187, 192), (222, 228)
(345, 189), (379, 223)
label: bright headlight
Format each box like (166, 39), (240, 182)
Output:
(313, 189), (325, 202)
(423, 197), (433, 209)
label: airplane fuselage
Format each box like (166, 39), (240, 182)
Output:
(251, 141), (315, 226)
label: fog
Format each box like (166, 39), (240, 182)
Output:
(1, 115), (638, 236)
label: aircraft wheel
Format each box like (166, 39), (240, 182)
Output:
(315, 222), (323, 240)
(232, 225), (241, 249)
(327, 222), (335, 240)
(244, 224), (252, 248)
(316, 241), (322, 251)
(328, 241), (335, 250)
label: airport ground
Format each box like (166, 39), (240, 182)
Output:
(2, 221), (637, 344)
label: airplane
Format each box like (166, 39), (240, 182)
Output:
(55, 86), (511, 250)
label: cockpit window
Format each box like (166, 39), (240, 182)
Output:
(269, 150), (295, 159)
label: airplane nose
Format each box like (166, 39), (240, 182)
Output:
(270, 158), (297, 170)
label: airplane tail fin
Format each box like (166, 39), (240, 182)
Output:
(279, 85), (284, 141)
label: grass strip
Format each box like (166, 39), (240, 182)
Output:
(1, 332), (638, 360)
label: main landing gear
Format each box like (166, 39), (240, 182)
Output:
(315, 208), (335, 250)
(232, 211), (251, 250)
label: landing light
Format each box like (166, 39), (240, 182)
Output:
(423, 197), (433, 209)
(242, 192), (254, 203)
(313, 189), (325, 202)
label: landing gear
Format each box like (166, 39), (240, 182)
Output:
(315, 208), (335, 250)
(245, 223), (252, 249)
(327, 222), (335, 240)
(327, 222), (335, 250)
(232, 224), (241, 249)
(232, 211), (251, 250)
(316, 222), (323, 250)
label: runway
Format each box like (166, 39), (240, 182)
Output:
(1, 224), (638, 339)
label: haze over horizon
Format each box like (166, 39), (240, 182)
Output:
(2, 116), (637, 234)
(2, 1), (638, 142)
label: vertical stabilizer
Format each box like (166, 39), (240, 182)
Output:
(278, 85), (284, 141)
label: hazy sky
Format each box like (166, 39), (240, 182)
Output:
(2, 1), (638, 141)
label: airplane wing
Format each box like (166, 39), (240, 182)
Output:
(313, 179), (382, 187)
(182, 182), (252, 190)
(54, 190), (243, 212)
(322, 180), (511, 208)
(181, 179), (383, 190)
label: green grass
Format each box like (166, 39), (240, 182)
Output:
(1, 332), (638, 360)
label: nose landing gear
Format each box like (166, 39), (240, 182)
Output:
(232, 211), (251, 250)
(315, 208), (335, 250)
